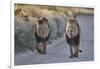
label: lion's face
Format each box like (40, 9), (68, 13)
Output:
(66, 18), (79, 38)
(36, 17), (49, 38)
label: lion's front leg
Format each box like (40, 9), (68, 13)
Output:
(36, 42), (47, 54)
(69, 45), (75, 58)
(74, 45), (79, 57)
(41, 42), (47, 54)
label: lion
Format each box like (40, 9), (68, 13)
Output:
(35, 17), (50, 54)
(66, 16), (82, 58)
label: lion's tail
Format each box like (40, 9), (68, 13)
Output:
(79, 50), (82, 53)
